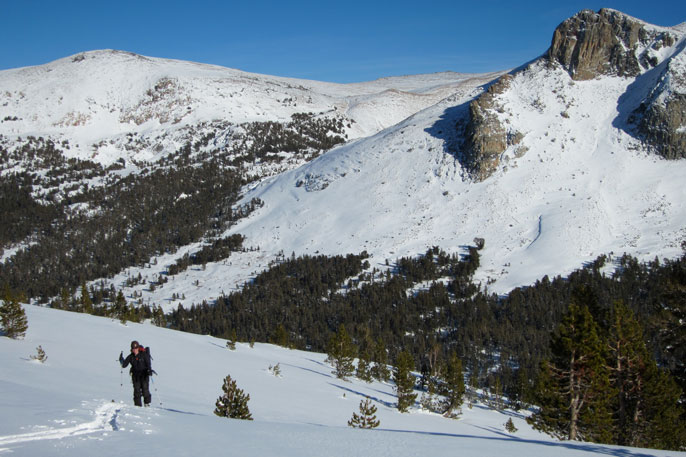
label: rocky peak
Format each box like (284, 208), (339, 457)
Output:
(547, 8), (673, 80)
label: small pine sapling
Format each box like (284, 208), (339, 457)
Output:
(348, 397), (380, 429)
(505, 417), (518, 433)
(214, 374), (253, 420)
(30, 345), (47, 363)
(268, 363), (282, 377)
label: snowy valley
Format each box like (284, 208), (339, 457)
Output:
(0, 305), (679, 456)
(2, 7), (686, 456)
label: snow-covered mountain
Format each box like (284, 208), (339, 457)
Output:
(208, 9), (686, 299)
(0, 304), (680, 456)
(1, 8), (686, 309)
(0, 49), (500, 165)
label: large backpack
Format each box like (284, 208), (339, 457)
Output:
(138, 345), (155, 374)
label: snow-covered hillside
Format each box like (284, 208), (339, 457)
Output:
(212, 16), (686, 296)
(0, 50), (500, 165)
(2, 10), (686, 309)
(1, 305), (681, 456)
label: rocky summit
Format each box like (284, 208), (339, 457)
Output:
(460, 8), (685, 182)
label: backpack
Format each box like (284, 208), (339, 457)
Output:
(138, 345), (155, 375)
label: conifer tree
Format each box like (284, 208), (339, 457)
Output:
(271, 323), (290, 348)
(348, 397), (380, 429)
(638, 363), (686, 450)
(505, 417), (518, 433)
(114, 290), (128, 323)
(214, 374), (253, 420)
(1, 289), (28, 339)
(79, 282), (93, 314)
(356, 347), (373, 382)
(326, 324), (356, 380)
(394, 350), (417, 412)
(355, 332), (375, 382)
(608, 302), (685, 449)
(528, 303), (613, 442)
(30, 345), (47, 363)
(440, 351), (465, 417)
(371, 338), (390, 382)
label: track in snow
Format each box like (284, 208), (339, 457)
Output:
(0, 402), (121, 449)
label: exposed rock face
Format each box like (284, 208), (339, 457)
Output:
(632, 60), (686, 159)
(547, 8), (671, 80)
(461, 75), (523, 181)
(459, 8), (685, 181)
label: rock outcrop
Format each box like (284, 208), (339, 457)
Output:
(459, 8), (685, 182)
(461, 75), (524, 182)
(546, 8), (673, 80)
(632, 58), (686, 159)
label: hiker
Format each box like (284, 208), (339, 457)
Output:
(119, 340), (152, 407)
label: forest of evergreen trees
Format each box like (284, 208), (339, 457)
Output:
(167, 247), (685, 449)
(0, 111), (346, 302)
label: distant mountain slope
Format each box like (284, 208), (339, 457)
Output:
(0, 49), (500, 165)
(220, 9), (686, 296)
(1, 9), (685, 309)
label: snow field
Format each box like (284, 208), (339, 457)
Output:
(2, 305), (682, 456)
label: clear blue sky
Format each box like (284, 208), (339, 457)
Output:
(2, 1), (685, 83)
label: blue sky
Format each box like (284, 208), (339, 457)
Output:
(3, 1), (685, 83)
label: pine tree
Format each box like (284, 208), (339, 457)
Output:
(326, 324), (356, 380)
(271, 323), (290, 348)
(356, 348), (373, 382)
(30, 345), (47, 363)
(371, 338), (390, 382)
(355, 333), (374, 382)
(505, 417), (518, 433)
(1, 289), (28, 339)
(114, 290), (128, 323)
(510, 367), (531, 411)
(608, 302), (685, 449)
(348, 397), (380, 429)
(488, 376), (504, 411)
(394, 350), (417, 412)
(214, 374), (253, 420)
(79, 281), (93, 314)
(528, 303), (613, 442)
(440, 351), (465, 417)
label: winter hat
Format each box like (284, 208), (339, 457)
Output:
(131, 340), (140, 349)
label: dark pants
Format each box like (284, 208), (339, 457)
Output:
(132, 372), (151, 406)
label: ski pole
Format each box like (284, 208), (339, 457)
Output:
(150, 374), (163, 407)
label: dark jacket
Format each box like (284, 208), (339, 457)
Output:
(120, 348), (152, 376)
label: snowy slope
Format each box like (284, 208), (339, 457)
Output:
(60, 25), (686, 310)
(2, 13), (686, 309)
(0, 50), (500, 165)
(1, 305), (681, 456)
(204, 21), (686, 297)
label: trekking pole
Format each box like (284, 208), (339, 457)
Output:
(150, 373), (163, 407)
(117, 352), (124, 402)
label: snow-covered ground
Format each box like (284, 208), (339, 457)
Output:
(0, 50), (501, 165)
(1, 305), (681, 456)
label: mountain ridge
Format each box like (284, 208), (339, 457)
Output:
(0, 9), (685, 308)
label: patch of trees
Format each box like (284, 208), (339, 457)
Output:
(0, 173), (60, 246)
(167, 234), (246, 276)
(167, 247), (685, 450)
(529, 300), (685, 449)
(0, 157), (249, 301)
(237, 113), (346, 163)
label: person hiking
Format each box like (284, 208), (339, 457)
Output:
(119, 340), (152, 407)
